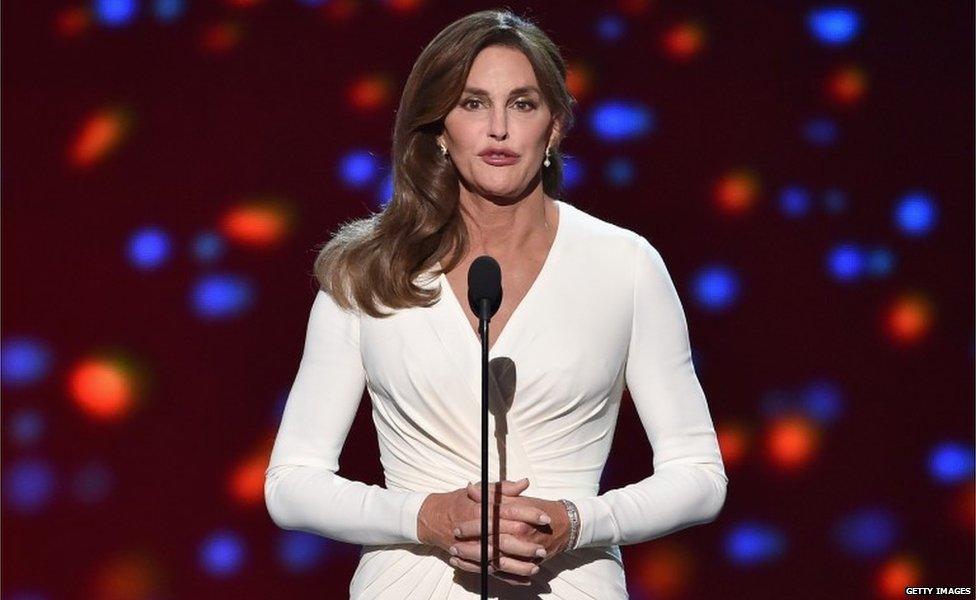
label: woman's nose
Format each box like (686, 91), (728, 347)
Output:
(488, 106), (508, 140)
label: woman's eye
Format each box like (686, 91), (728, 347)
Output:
(461, 98), (537, 110)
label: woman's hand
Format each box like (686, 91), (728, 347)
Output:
(416, 479), (555, 587)
(450, 480), (572, 586)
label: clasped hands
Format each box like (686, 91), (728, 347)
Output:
(417, 478), (571, 587)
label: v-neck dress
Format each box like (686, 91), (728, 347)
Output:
(265, 200), (728, 599)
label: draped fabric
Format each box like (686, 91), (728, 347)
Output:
(265, 200), (728, 599)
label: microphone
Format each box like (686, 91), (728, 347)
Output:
(467, 255), (503, 322)
(466, 254), (502, 599)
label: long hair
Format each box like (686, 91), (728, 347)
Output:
(313, 9), (577, 317)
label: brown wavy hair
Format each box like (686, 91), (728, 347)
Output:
(313, 9), (578, 317)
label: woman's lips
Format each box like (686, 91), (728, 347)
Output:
(480, 153), (519, 166)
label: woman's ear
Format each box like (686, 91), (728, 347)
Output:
(548, 116), (563, 150)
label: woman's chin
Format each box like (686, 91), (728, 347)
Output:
(471, 179), (526, 199)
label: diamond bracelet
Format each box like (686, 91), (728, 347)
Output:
(557, 499), (580, 552)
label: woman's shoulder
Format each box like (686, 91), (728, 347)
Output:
(558, 200), (646, 254)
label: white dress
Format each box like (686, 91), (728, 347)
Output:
(264, 200), (728, 599)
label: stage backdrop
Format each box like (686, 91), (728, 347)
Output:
(3, 1), (973, 598)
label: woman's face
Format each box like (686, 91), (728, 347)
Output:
(439, 45), (559, 202)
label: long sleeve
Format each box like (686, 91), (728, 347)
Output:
(572, 235), (729, 549)
(263, 289), (430, 546)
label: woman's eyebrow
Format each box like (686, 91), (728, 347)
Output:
(462, 85), (541, 96)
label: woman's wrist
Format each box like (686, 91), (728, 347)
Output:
(416, 493), (439, 546)
(557, 498), (580, 552)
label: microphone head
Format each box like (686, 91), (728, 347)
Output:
(467, 255), (502, 320)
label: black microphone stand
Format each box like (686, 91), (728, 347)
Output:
(478, 297), (490, 600)
(467, 254), (501, 600)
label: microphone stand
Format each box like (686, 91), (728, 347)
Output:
(478, 297), (490, 600)
(468, 254), (501, 599)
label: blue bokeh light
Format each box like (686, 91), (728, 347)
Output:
(339, 149), (381, 189)
(778, 185), (812, 218)
(191, 231), (226, 264)
(561, 154), (585, 191)
(866, 247), (895, 277)
(190, 274), (255, 319)
(4, 457), (57, 514)
(724, 521), (786, 566)
(199, 529), (247, 577)
(1, 337), (52, 388)
(691, 265), (740, 311)
(807, 6), (862, 46)
(893, 191), (938, 237)
(832, 507), (899, 558)
(93, 0), (139, 27)
(603, 157), (635, 187)
(799, 379), (844, 424)
(127, 226), (173, 270)
(277, 531), (332, 572)
(928, 441), (975, 485)
(153, 0), (185, 22)
(588, 101), (655, 142)
(826, 242), (865, 282)
(596, 13), (627, 42)
(802, 117), (838, 146)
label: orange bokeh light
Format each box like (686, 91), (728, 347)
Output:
(883, 292), (933, 345)
(716, 420), (750, 468)
(386, 0), (425, 13)
(89, 551), (165, 600)
(631, 543), (693, 598)
(68, 358), (136, 422)
(54, 7), (91, 38)
(348, 74), (394, 111)
(219, 199), (293, 248)
(714, 169), (761, 215)
(565, 61), (593, 104)
(230, 434), (276, 505)
(875, 554), (923, 599)
(662, 21), (706, 62)
(765, 414), (820, 471)
(68, 107), (134, 169)
(826, 64), (868, 106)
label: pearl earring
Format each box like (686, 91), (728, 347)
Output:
(543, 146), (551, 167)
(438, 140), (448, 157)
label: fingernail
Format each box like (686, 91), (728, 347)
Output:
(449, 546), (458, 556)
(538, 514), (551, 524)
(519, 477), (529, 483)
(531, 565), (540, 575)
(453, 528), (461, 537)
(535, 547), (547, 558)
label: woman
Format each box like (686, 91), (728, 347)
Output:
(264, 9), (728, 599)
